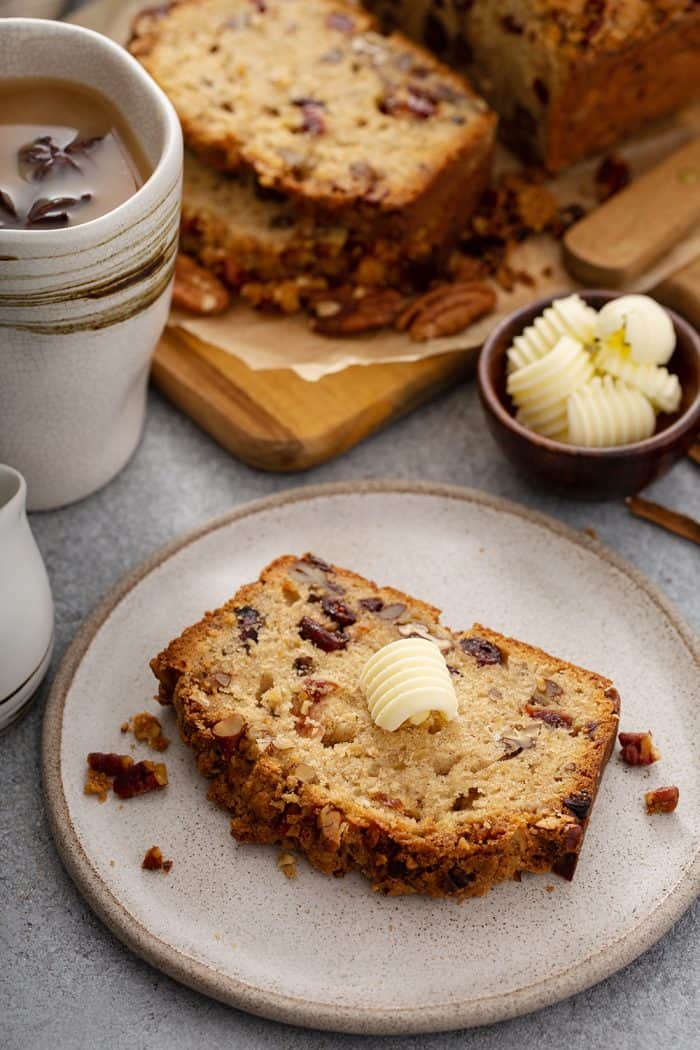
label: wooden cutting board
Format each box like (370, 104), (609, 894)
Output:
(152, 329), (477, 472)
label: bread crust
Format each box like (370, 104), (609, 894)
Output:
(151, 555), (620, 900)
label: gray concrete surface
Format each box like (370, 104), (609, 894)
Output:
(1, 380), (698, 1050)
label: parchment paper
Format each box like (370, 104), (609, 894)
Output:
(71, 0), (700, 380)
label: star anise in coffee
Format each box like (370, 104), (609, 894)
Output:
(18, 134), (103, 181)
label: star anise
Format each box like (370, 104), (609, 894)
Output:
(18, 135), (103, 181)
(0, 189), (17, 219)
(26, 193), (92, 226)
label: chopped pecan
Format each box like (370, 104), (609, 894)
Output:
(212, 714), (246, 757)
(318, 806), (343, 849)
(531, 677), (564, 704)
(303, 678), (339, 702)
(113, 760), (168, 800)
(310, 286), (407, 335)
(371, 793), (404, 811)
(87, 752), (134, 776)
(395, 281), (496, 341)
(131, 712), (170, 752)
(84, 769), (111, 803)
(277, 851), (298, 879)
(142, 845), (173, 872)
(172, 253), (230, 315)
(619, 731), (660, 766)
(645, 786), (679, 814)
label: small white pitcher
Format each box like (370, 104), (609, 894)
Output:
(0, 464), (54, 731)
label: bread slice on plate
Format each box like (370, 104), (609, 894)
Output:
(151, 554), (620, 899)
(129, 0), (496, 257)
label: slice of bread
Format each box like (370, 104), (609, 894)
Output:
(180, 150), (413, 295)
(151, 554), (620, 899)
(129, 0), (496, 256)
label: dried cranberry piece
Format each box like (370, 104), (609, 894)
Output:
(525, 704), (573, 728)
(326, 11), (354, 32)
(359, 596), (384, 612)
(321, 596), (356, 627)
(460, 636), (503, 666)
(292, 99), (326, 136)
(563, 791), (591, 821)
(235, 605), (263, 644)
(298, 616), (348, 652)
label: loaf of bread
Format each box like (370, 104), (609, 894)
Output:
(151, 554), (620, 899)
(129, 0), (496, 260)
(366, 0), (700, 171)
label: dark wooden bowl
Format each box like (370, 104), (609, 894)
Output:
(477, 290), (700, 500)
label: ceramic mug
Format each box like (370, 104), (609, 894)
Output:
(0, 18), (183, 511)
(0, 464), (54, 731)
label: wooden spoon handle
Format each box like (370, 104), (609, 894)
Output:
(564, 139), (700, 287)
(626, 495), (700, 546)
(653, 254), (700, 330)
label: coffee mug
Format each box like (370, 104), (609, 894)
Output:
(0, 464), (54, 731)
(0, 18), (183, 510)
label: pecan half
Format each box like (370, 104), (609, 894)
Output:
(172, 253), (230, 315)
(395, 281), (496, 342)
(645, 786), (679, 814)
(619, 731), (660, 766)
(310, 286), (407, 335)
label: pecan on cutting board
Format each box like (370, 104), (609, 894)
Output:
(395, 281), (496, 341)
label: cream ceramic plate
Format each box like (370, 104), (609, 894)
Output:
(42, 483), (700, 1035)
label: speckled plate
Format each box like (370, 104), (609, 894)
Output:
(42, 482), (700, 1035)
